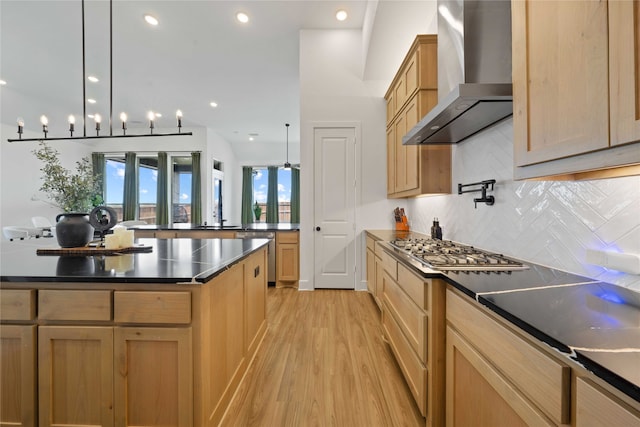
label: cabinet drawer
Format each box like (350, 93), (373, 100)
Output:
(0, 289), (36, 321)
(383, 276), (426, 362)
(397, 263), (428, 310)
(277, 232), (298, 244)
(379, 250), (397, 281)
(366, 236), (376, 252)
(576, 377), (640, 426)
(383, 301), (427, 416)
(447, 289), (570, 424)
(39, 290), (111, 321)
(114, 291), (191, 324)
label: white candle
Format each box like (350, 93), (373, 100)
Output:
(105, 234), (120, 250)
(120, 230), (134, 248)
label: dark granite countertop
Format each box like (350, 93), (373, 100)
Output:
(366, 230), (640, 403)
(129, 223), (300, 232)
(0, 237), (270, 284)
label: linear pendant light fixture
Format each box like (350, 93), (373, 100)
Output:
(7, 0), (192, 142)
(283, 123), (291, 169)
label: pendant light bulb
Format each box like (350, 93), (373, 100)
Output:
(68, 115), (75, 136)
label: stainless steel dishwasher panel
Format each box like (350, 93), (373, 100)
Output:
(236, 231), (276, 284)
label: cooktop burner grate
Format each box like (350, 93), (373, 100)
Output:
(389, 238), (527, 272)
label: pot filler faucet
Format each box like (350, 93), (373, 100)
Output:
(458, 179), (496, 208)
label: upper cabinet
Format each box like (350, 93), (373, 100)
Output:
(512, 0), (640, 180)
(385, 35), (451, 198)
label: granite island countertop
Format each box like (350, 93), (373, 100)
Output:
(0, 237), (270, 284)
(366, 230), (640, 403)
(128, 223), (300, 232)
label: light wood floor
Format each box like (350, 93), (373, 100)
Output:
(222, 287), (425, 426)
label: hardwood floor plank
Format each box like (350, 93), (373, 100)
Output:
(221, 288), (425, 426)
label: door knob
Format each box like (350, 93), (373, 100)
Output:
(316, 226), (321, 231)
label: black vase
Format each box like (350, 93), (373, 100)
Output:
(55, 212), (94, 248)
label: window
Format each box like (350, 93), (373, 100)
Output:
(138, 157), (158, 223)
(172, 156), (192, 223)
(252, 166), (292, 222)
(103, 153), (195, 224)
(105, 158), (125, 221)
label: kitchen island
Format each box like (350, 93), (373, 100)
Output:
(0, 237), (269, 426)
(366, 230), (640, 426)
(130, 223), (300, 288)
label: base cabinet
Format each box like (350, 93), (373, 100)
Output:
(0, 246), (267, 427)
(379, 246), (446, 425)
(446, 288), (571, 426)
(276, 231), (299, 287)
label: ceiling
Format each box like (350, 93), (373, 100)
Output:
(0, 1), (435, 151)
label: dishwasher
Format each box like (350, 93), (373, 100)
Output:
(236, 231), (276, 285)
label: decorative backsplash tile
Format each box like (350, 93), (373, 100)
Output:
(407, 119), (640, 291)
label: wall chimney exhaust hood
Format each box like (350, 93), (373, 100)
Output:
(404, 0), (512, 145)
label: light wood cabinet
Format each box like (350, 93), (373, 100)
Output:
(276, 231), (299, 287)
(385, 34), (451, 198)
(38, 326), (114, 427)
(512, 0), (640, 180)
(380, 248), (446, 425)
(0, 324), (36, 427)
(446, 288), (571, 426)
(114, 327), (192, 427)
(365, 236), (381, 309)
(575, 377), (640, 426)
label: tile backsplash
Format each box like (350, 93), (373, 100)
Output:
(407, 119), (640, 291)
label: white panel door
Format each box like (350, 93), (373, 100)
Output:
(313, 127), (356, 289)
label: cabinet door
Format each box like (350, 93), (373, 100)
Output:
(393, 97), (420, 193)
(386, 126), (396, 195)
(114, 327), (192, 427)
(446, 326), (553, 427)
(38, 326), (114, 427)
(374, 255), (384, 308)
(609, 0), (640, 146)
(0, 325), (36, 427)
(277, 243), (299, 283)
(246, 250), (267, 355)
(366, 248), (376, 296)
(512, 0), (609, 166)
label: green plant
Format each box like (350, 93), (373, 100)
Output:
(33, 141), (102, 212)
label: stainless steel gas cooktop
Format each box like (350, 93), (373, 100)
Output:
(389, 237), (528, 272)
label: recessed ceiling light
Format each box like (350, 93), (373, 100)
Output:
(336, 9), (348, 21)
(236, 12), (249, 23)
(87, 114), (95, 119)
(249, 137), (254, 141)
(210, 101), (218, 108)
(87, 98), (96, 104)
(0, 79), (6, 86)
(88, 75), (99, 83)
(144, 14), (159, 26)
(154, 112), (162, 118)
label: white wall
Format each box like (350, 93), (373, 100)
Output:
(405, 119), (640, 291)
(0, 123), (94, 226)
(299, 29), (399, 290)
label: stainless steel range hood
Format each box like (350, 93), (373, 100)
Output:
(404, 0), (512, 145)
